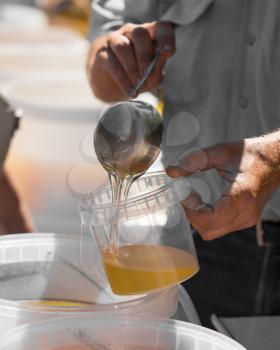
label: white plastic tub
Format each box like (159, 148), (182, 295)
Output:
(0, 316), (246, 350)
(0, 26), (88, 84)
(0, 47), (88, 83)
(0, 233), (200, 336)
(0, 4), (48, 30)
(0, 26), (85, 49)
(1, 76), (107, 233)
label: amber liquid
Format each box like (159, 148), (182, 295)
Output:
(102, 244), (198, 295)
(22, 300), (92, 308)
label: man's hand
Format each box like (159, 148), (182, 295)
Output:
(0, 171), (33, 234)
(87, 21), (176, 102)
(166, 132), (280, 240)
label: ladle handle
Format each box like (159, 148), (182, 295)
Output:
(130, 49), (160, 97)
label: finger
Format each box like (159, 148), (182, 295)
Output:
(166, 148), (210, 178)
(100, 46), (134, 97)
(108, 33), (140, 86)
(181, 190), (204, 210)
(145, 21), (176, 58)
(185, 195), (237, 240)
(129, 26), (154, 76)
(166, 143), (235, 178)
(140, 54), (165, 92)
(185, 180), (255, 240)
(189, 213), (255, 241)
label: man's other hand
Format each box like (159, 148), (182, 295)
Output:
(166, 133), (280, 240)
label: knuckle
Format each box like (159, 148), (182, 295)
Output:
(98, 49), (109, 61)
(110, 36), (129, 52)
(121, 22), (136, 34)
(132, 26), (150, 40)
(115, 41), (128, 52)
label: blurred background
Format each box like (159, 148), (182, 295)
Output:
(0, 0), (159, 236)
(0, 0), (110, 235)
(0, 0), (91, 35)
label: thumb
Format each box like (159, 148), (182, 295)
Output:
(166, 143), (231, 178)
(144, 21), (176, 59)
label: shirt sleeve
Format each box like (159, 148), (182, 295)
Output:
(88, 0), (159, 41)
(88, 0), (125, 41)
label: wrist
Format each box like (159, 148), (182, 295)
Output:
(247, 130), (280, 189)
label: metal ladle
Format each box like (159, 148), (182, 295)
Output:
(94, 100), (163, 250)
(94, 100), (163, 180)
(94, 47), (162, 180)
(94, 57), (163, 251)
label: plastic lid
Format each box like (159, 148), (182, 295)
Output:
(80, 171), (191, 225)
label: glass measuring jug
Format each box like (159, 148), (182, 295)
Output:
(80, 172), (199, 295)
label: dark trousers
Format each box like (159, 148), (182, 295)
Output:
(183, 225), (280, 329)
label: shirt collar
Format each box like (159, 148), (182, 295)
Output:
(161, 0), (215, 26)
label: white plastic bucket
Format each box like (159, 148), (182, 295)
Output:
(1, 76), (108, 233)
(0, 4), (48, 30)
(0, 46), (88, 83)
(0, 26), (85, 49)
(0, 316), (246, 350)
(0, 233), (200, 336)
(0, 27), (88, 84)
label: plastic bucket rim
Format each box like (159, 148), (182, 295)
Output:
(0, 315), (247, 350)
(0, 233), (178, 314)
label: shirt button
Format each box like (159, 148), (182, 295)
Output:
(247, 33), (256, 46)
(240, 96), (249, 109)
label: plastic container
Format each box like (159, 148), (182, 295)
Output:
(0, 27), (88, 84)
(0, 46), (87, 84)
(80, 172), (199, 295)
(0, 4), (48, 30)
(1, 76), (108, 234)
(0, 26), (85, 50)
(0, 233), (200, 336)
(0, 315), (246, 350)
